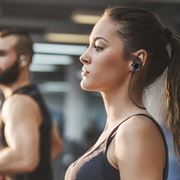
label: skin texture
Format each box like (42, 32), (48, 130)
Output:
(0, 35), (63, 177)
(78, 16), (165, 180)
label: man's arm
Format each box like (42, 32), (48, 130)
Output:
(0, 94), (41, 175)
(51, 122), (64, 160)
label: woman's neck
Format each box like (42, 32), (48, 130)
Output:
(101, 85), (145, 130)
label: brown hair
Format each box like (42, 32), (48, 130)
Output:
(0, 27), (34, 64)
(104, 6), (180, 156)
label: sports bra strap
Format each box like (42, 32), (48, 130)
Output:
(105, 113), (146, 153)
(105, 113), (169, 179)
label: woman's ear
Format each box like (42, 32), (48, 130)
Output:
(133, 49), (148, 67)
(129, 49), (148, 72)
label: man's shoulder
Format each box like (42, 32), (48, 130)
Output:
(4, 93), (35, 107)
(2, 93), (39, 116)
(2, 93), (41, 124)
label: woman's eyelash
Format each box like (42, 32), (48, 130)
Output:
(94, 45), (104, 51)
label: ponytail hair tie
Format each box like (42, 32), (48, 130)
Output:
(164, 28), (173, 59)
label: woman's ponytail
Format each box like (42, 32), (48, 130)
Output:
(165, 34), (180, 156)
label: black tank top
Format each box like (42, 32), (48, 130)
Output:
(65, 114), (169, 180)
(0, 84), (53, 180)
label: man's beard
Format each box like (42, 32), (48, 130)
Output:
(0, 59), (20, 85)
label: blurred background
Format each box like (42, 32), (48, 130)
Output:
(0, 0), (180, 179)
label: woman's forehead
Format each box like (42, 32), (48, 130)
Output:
(89, 16), (119, 42)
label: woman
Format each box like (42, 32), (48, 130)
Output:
(65, 6), (180, 180)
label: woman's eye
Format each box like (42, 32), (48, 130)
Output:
(94, 45), (104, 52)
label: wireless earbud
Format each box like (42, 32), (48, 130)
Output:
(19, 55), (25, 61)
(131, 58), (143, 72)
(19, 55), (27, 66)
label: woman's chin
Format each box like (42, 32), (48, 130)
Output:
(80, 81), (96, 92)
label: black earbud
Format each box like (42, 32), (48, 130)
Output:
(131, 58), (143, 72)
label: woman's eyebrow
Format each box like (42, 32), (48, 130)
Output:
(93, 36), (109, 43)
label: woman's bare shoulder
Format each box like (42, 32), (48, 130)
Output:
(113, 115), (165, 174)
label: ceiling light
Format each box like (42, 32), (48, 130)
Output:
(72, 11), (101, 25)
(30, 64), (57, 72)
(44, 33), (89, 44)
(34, 43), (87, 55)
(32, 54), (73, 65)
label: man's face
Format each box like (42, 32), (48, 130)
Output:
(0, 35), (20, 85)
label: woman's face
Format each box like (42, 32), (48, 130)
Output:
(80, 16), (130, 92)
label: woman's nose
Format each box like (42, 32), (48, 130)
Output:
(79, 52), (90, 64)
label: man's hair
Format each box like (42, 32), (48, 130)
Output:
(0, 27), (34, 64)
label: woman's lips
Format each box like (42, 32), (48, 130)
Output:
(81, 68), (89, 77)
